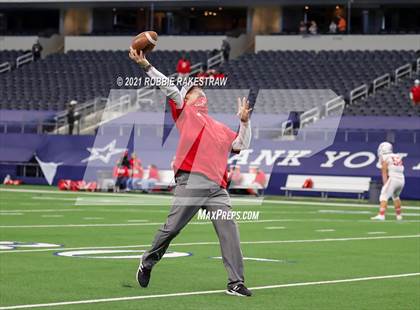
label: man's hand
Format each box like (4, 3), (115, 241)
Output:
(129, 47), (150, 69)
(237, 97), (252, 123)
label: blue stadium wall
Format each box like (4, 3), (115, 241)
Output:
(1, 128), (419, 200)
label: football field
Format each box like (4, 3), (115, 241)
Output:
(0, 186), (419, 310)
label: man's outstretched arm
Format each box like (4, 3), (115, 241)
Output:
(232, 121), (251, 151)
(232, 97), (252, 151)
(129, 47), (183, 108)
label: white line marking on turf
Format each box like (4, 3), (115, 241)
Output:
(126, 220), (148, 223)
(315, 229), (336, 232)
(1, 234), (419, 254)
(0, 209), (82, 213)
(212, 256), (281, 262)
(0, 223), (163, 228)
(2, 217), (420, 229)
(0, 213), (23, 216)
(318, 210), (372, 215)
(367, 232), (387, 235)
(400, 213), (420, 217)
(265, 226), (286, 230)
(0, 273), (418, 309)
(2, 188), (420, 209)
(32, 197), (77, 201)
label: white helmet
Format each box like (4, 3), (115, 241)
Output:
(377, 142), (393, 158)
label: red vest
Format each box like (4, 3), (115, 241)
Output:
(169, 100), (237, 188)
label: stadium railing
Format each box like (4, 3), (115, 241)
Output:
(16, 52), (33, 68)
(207, 52), (224, 69)
(417, 58), (420, 74)
(325, 96), (345, 116)
(349, 84), (368, 105)
(347, 57), (419, 106)
(55, 51), (225, 134)
(3, 119), (416, 145)
(372, 73), (391, 94)
(0, 120), (59, 134)
(0, 61), (11, 73)
(395, 63), (412, 82)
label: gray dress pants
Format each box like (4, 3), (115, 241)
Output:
(141, 172), (244, 285)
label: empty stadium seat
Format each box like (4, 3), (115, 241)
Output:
(0, 50), (208, 111)
(345, 74), (420, 117)
(0, 49), (418, 117)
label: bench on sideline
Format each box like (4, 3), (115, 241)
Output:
(281, 174), (371, 199)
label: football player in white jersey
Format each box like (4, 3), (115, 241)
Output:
(371, 142), (405, 221)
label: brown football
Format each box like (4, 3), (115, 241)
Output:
(131, 31), (158, 54)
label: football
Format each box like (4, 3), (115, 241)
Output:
(131, 31), (158, 54)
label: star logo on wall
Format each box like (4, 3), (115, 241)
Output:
(81, 140), (126, 164)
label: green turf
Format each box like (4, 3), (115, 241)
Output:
(0, 186), (419, 309)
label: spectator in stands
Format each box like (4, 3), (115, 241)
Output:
(247, 167), (266, 196)
(221, 39), (231, 61)
(113, 159), (129, 192)
(170, 156), (176, 170)
(206, 68), (218, 79)
(32, 40), (43, 61)
(67, 100), (78, 135)
(127, 153), (144, 191)
(410, 79), (420, 106)
(120, 150), (130, 168)
(141, 164), (160, 193)
(176, 54), (191, 78)
(329, 20), (338, 33)
(196, 64), (209, 79)
(299, 21), (307, 34)
(337, 15), (347, 33)
(213, 70), (225, 80)
(196, 65), (225, 81)
(229, 165), (243, 187)
(309, 21), (318, 35)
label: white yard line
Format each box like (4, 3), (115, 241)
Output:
(126, 220), (148, 223)
(0, 219), (297, 229)
(1, 218), (420, 229)
(1, 234), (419, 254)
(212, 256), (282, 262)
(265, 226), (286, 230)
(0, 209), (168, 214)
(315, 229), (336, 232)
(0, 209), (84, 213)
(318, 210), (372, 214)
(0, 273), (418, 309)
(0, 213), (23, 216)
(1, 188), (420, 209)
(32, 197), (78, 201)
(367, 232), (387, 235)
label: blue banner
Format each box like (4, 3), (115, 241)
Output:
(0, 133), (419, 199)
